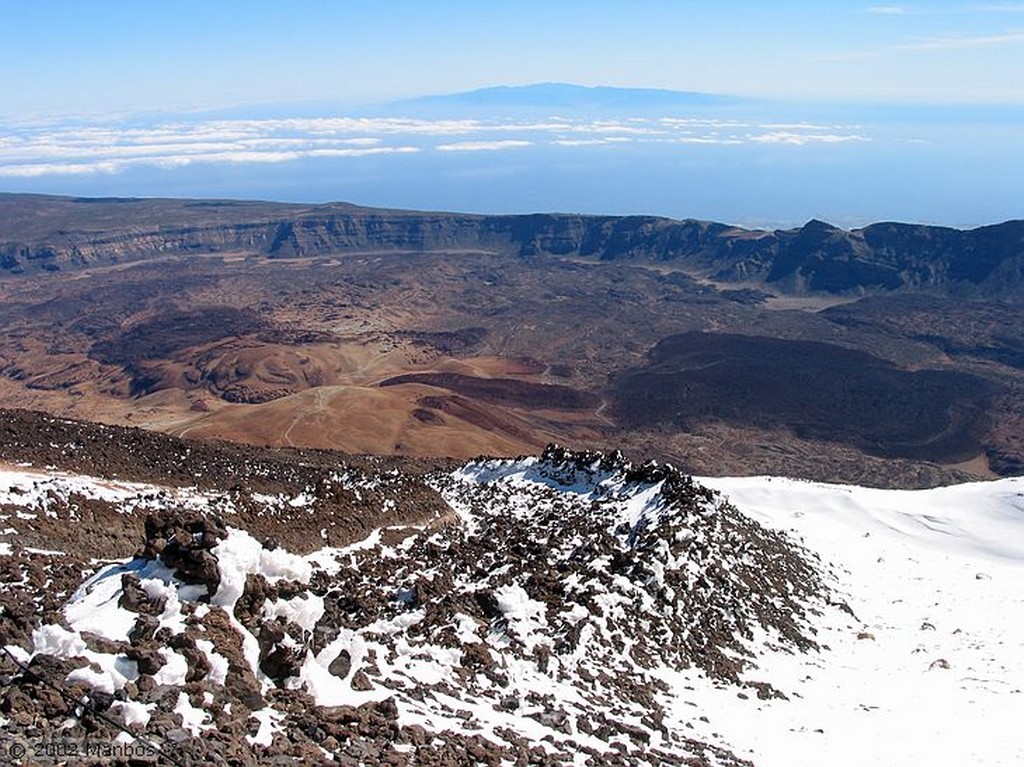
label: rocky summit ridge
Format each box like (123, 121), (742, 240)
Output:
(0, 413), (838, 766)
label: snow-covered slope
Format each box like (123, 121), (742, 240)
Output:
(693, 475), (1024, 767)
(2, 447), (1022, 765)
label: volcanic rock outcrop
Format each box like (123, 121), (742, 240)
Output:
(0, 439), (836, 766)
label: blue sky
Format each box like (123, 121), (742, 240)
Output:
(1, 2), (1022, 227)
(5, 0), (1024, 115)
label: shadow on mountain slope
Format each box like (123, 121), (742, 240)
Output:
(611, 332), (996, 464)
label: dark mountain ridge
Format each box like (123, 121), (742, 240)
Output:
(1, 193), (1022, 299)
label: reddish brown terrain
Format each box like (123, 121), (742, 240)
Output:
(1, 193), (1022, 487)
(1, 194), (1023, 764)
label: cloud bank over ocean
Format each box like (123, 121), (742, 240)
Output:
(0, 87), (1020, 229)
(0, 113), (868, 178)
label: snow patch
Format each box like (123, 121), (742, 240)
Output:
(154, 649), (189, 687)
(211, 528), (312, 611)
(174, 692), (211, 736)
(191, 639), (226, 687)
(263, 592), (325, 633)
(247, 708), (284, 747)
(112, 699), (154, 728)
(493, 583), (547, 652)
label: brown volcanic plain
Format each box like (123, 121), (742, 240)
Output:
(1, 193), (1023, 488)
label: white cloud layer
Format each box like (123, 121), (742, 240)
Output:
(436, 140), (533, 152)
(895, 28), (1024, 50)
(867, 5), (912, 14)
(0, 112), (870, 178)
(867, 2), (1024, 13)
(971, 3), (1024, 10)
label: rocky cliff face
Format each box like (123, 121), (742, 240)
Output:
(1, 194), (1022, 298)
